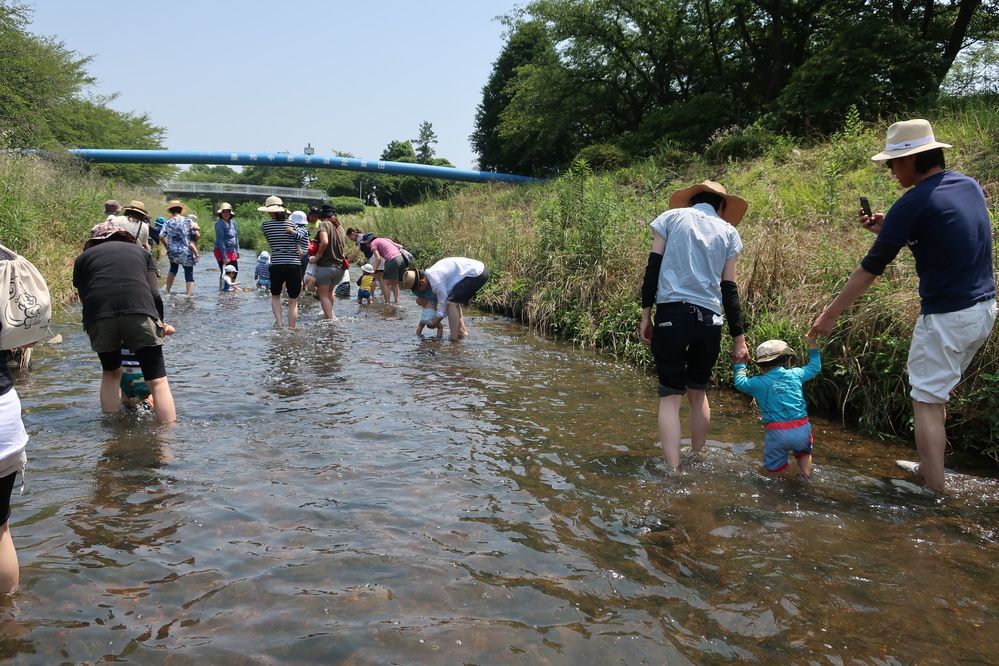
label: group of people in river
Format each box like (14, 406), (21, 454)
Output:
(0, 116), (990, 601)
(642, 118), (995, 493)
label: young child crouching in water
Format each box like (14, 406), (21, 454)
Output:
(412, 289), (444, 338)
(734, 333), (821, 480)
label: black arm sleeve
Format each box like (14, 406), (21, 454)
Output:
(148, 270), (164, 321)
(859, 241), (903, 276)
(720, 280), (745, 337)
(641, 252), (663, 308)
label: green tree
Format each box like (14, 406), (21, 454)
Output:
(480, 0), (999, 171)
(49, 97), (175, 183)
(175, 164), (239, 183)
(380, 140), (417, 162)
(239, 163), (307, 188)
(471, 19), (556, 175)
(0, 2), (94, 148)
(412, 121), (438, 163)
(0, 1), (171, 184)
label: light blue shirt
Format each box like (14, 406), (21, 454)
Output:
(734, 349), (822, 423)
(650, 203), (743, 314)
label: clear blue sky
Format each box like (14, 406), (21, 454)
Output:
(26, 0), (526, 171)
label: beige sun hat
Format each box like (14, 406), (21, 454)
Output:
(668, 180), (748, 226)
(257, 195), (288, 213)
(756, 339), (792, 363)
(121, 200), (149, 220)
(216, 202), (234, 214)
(870, 119), (952, 162)
(166, 199), (187, 214)
(402, 270), (423, 291)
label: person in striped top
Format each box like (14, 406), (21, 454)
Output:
(259, 196), (307, 328)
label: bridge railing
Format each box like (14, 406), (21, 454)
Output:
(162, 182), (327, 201)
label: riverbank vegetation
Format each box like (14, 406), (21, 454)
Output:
(370, 101), (999, 459)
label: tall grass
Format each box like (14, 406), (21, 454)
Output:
(0, 153), (154, 303)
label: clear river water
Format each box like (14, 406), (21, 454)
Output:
(2, 261), (998, 664)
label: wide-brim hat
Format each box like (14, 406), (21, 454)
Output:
(870, 119), (952, 161)
(216, 202), (234, 214)
(755, 339), (792, 363)
(357, 232), (375, 245)
(289, 210), (307, 225)
(668, 180), (748, 226)
(165, 199), (187, 214)
(104, 199), (122, 215)
(402, 269), (423, 291)
(89, 220), (136, 243)
(122, 200), (149, 220)
(258, 251), (270, 261)
(258, 195), (289, 213)
(362, 263), (374, 274)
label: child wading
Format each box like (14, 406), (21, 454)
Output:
(734, 334), (821, 479)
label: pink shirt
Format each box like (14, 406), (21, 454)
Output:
(369, 237), (401, 262)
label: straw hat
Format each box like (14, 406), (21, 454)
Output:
(257, 195), (288, 213)
(668, 180), (748, 226)
(122, 200), (149, 220)
(402, 269), (423, 290)
(216, 202), (234, 215)
(870, 119), (952, 161)
(755, 340), (792, 363)
(166, 199), (187, 214)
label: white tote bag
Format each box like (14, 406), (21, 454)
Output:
(0, 245), (52, 350)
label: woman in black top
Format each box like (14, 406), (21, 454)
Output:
(72, 222), (177, 420)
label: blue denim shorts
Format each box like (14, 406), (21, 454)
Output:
(763, 419), (813, 472)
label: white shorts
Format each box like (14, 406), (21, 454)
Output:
(0, 389), (28, 473)
(908, 299), (997, 403)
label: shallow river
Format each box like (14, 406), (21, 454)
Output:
(3, 262), (998, 664)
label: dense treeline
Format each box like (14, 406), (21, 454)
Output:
(473, 0), (999, 176)
(0, 1), (173, 184)
(174, 122), (466, 208)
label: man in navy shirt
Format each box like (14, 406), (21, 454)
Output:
(811, 119), (997, 490)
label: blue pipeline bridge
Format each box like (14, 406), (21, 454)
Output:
(67, 149), (542, 187)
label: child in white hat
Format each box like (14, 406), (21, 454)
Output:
(734, 333), (821, 479)
(254, 252), (271, 290)
(221, 264), (242, 291)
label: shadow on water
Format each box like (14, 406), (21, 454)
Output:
(1, 266), (998, 664)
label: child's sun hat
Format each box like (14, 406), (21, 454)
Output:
(755, 340), (792, 363)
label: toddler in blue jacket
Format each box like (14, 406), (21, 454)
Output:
(734, 333), (821, 479)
